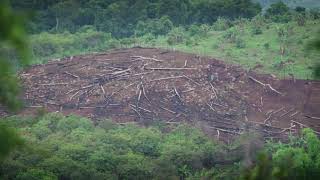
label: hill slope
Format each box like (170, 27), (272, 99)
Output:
(3, 48), (320, 139)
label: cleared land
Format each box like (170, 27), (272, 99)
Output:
(2, 48), (320, 140)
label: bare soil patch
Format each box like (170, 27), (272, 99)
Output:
(2, 47), (320, 140)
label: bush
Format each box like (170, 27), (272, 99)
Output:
(188, 24), (210, 37)
(75, 28), (111, 50)
(167, 27), (187, 45)
(309, 8), (320, 20)
(120, 38), (137, 48)
(250, 15), (265, 35)
(251, 14), (267, 27)
(135, 16), (174, 37)
(294, 13), (306, 26)
(223, 28), (239, 43)
(265, 2), (292, 23)
(212, 17), (232, 31)
(265, 2), (290, 17)
(235, 38), (246, 48)
(251, 26), (263, 35)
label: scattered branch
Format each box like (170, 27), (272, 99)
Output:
(131, 56), (164, 62)
(184, 60), (188, 67)
(149, 76), (184, 82)
(174, 87), (182, 101)
(100, 85), (105, 95)
(207, 102), (215, 111)
(208, 126), (241, 135)
(145, 67), (197, 71)
(305, 115), (320, 120)
(64, 71), (79, 78)
(183, 75), (201, 86)
(289, 111), (299, 117)
(248, 76), (283, 95)
(39, 83), (69, 86)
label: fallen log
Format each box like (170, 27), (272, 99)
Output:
(39, 83), (69, 86)
(145, 67), (197, 71)
(289, 111), (299, 117)
(305, 115), (320, 120)
(159, 106), (176, 114)
(209, 83), (217, 98)
(207, 126), (242, 135)
(291, 120), (320, 135)
(183, 75), (202, 86)
(174, 87), (182, 101)
(207, 102), (215, 111)
(129, 104), (152, 113)
(131, 56), (163, 62)
(111, 68), (131, 76)
(280, 108), (295, 118)
(248, 76), (283, 95)
(149, 76), (184, 82)
(64, 71), (79, 78)
(100, 85), (106, 95)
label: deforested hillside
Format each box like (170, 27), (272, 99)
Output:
(2, 48), (319, 141)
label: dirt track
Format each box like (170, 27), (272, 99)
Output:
(1, 47), (319, 140)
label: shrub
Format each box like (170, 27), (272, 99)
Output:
(188, 24), (210, 37)
(251, 14), (267, 27)
(223, 28), (238, 43)
(212, 43), (219, 49)
(120, 38), (136, 48)
(265, 2), (292, 23)
(295, 6), (306, 13)
(309, 8), (320, 20)
(212, 17), (231, 31)
(235, 38), (246, 48)
(167, 27), (187, 45)
(135, 16), (174, 37)
(265, 2), (290, 17)
(294, 13), (306, 26)
(251, 26), (263, 35)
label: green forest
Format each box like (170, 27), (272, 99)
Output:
(1, 113), (320, 179)
(6, 0), (320, 79)
(1, 0), (320, 179)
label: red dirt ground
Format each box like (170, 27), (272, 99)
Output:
(1, 47), (319, 140)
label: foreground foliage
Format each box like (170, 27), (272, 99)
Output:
(0, 0), (28, 163)
(1, 113), (320, 179)
(0, 113), (226, 179)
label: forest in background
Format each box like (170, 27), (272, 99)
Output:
(0, 0), (320, 179)
(6, 0), (320, 79)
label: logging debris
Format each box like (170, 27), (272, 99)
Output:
(2, 47), (320, 141)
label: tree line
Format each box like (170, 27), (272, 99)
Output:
(10, 0), (261, 37)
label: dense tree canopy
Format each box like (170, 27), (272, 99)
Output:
(9, 0), (262, 37)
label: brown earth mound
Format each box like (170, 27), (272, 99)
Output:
(2, 47), (320, 140)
